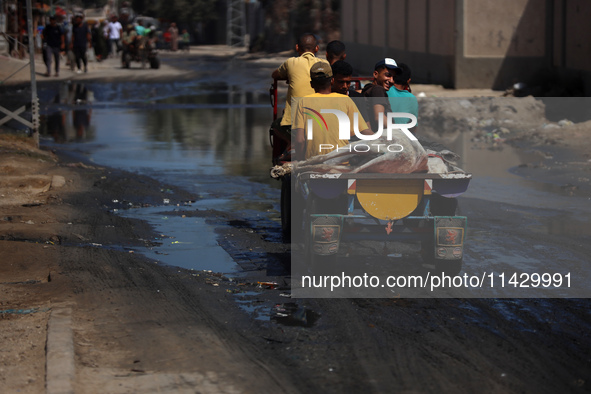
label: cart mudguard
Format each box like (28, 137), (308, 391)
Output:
(309, 214), (344, 256)
(433, 216), (467, 260)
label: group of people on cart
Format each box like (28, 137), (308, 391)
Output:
(271, 34), (418, 164)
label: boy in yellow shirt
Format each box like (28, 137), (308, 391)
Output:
(293, 63), (373, 160)
(271, 34), (329, 143)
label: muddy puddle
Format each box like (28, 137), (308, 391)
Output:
(234, 291), (273, 321)
(439, 127), (590, 211)
(234, 291), (319, 327)
(117, 205), (239, 273)
(38, 83), (590, 293)
(40, 81), (282, 272)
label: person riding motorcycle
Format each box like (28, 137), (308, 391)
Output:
(121, 23), (138, 64)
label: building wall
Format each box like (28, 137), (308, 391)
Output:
(455, 0), (549, 89)
(553, 0), (591, 94)
(464, 0), (546, 58)
(342, 0), (455, 87)
(561, 0), (591, 71)
(342, 0), (591, 94)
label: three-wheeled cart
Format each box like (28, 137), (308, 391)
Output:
(269, 78), (471, 274)
(283, 171), (471, 275)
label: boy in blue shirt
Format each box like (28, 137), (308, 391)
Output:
(387, 63), (418, 124)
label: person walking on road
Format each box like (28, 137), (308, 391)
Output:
(42, 15), (64, 77)
(168, 23), (179, 51)
(92, 20), (107, 62)
(180, 29), (190, 51)
(107, 15), (122, 57)
(101, 20), (110, 58)
(70, 14), (91, 73)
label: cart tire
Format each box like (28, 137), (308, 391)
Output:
(303, 194), (318, 269)
(123, 53), (131, 69)
(150, 57), (160, 69)
(310, 253), (337, 272)
(280, 176), (291, 236)
(303, 196), (316, 262)
(434, 259), (463, 276)
(430, 195), (458, 216)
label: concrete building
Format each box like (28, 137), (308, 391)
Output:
(341, 0), (591, 95)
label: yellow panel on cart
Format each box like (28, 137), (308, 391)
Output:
(355, 180), (423, 221)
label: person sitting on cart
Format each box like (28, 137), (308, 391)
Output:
(362, 58), (399, 132)
(331, 60), (370, 138)
(387, 62), (419, 125)
(331, 60), (363, 98)
(121, 24), (138, 61)
(325, 40), (346, 65)
(293, 62), (373, 161)
(135, 21), (150, 51)
(135, 20), (147, 37)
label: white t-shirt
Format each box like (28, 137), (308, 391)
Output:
(108, 21), (122, 39)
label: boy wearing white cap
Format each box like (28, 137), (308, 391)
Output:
(362, 58), (400, 131)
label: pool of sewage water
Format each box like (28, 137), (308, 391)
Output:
(39, 82), (591, 279)
(41, 81), (280, 273)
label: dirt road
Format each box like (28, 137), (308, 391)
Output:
(1, 48), (591, 393)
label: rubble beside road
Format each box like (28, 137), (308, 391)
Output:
(418, 95), (591, 194)
(0, 134), (156, 392)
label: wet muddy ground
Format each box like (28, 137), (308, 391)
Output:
(1, 50), (591, 392)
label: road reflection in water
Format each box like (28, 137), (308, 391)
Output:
(39, 86), (591, 282)
(40, 81), (281, 272)
(42, 83), (96, 143)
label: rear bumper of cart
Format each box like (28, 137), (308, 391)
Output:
(296, 172), (471, 261)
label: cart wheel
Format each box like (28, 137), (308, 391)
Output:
(430, 195), (458, 216)
(280, 175), (291, 236)
(303, 196), (316, 262)
(123, 53), (131, 69)
(310, 251), (337, 273)
(435, 259), (463, 276)
(150, 57), (160, 69)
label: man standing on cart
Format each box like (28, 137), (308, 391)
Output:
(271, 34), (329, 160)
